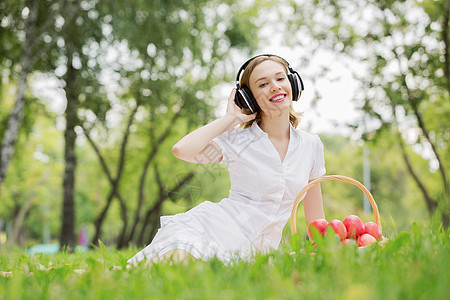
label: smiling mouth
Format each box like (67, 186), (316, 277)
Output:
(269, 94), (286, 103)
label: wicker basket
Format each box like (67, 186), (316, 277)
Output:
(290, 175), (382, 235)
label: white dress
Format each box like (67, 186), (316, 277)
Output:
(127, 122), (326, 264)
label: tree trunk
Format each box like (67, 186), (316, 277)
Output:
(443, 0), (450, 96)
(9, 168), (50, 245)
(136, 170), (194, 246)
(127, 108), (184, 244)
(397, 130), (438, 214)
(408, 96), (448, 195)
(60, 43), (78, 250)
(84, 105), (138, 247)
(136, 198), (164, 246)
(115, 193), (129, 249)
(91, 188), (115, 247)
(10, 197), (34, 246)
(126, 145), (158, 244)
(0, 70), (30, 190)
(441, 2), (450, 229)
(390, 106), (450, 228)
(0, 0), (77, 191)
(0, 0), (37, 190)
(392, 50), (449, 228)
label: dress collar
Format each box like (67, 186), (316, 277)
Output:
(250, 121), (267, 137)
(250, 121), (298, 139)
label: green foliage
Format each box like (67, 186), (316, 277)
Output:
(0, 0), (27, 64)
(1, 109), (63, 246)
(283, 0), (450, 224)
(0, 224), (448, 299)
(1, 0), (447, 254)
(287, 134), (429, 237)
(0, 0), (260, 247)
(71, 0), (260, 246)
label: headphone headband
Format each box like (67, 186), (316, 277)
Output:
(235, 54), (297, 87)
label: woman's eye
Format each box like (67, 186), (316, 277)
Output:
(278, 77), (285, 81)
(259, 83), (267, 88)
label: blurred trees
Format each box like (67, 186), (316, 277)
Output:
(79, 0), (260, 248)
(0, 0), (260, 247)
(320, 134), (430, 234)
(0, 0), (448, 250)
(0, 0), (79, 247)
(0, 0), (77, 190)
(57, 0), (106, 250)
(283, 0), (449, 227)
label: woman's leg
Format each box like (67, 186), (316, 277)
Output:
(126, 249), (195, 268)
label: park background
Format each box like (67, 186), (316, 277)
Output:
(0, 0), (448, 252)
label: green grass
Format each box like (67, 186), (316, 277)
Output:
(0, 223), (448, 300)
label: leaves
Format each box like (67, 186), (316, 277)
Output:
(0, 0), (262, 247)
(283, 0), (449, 226)
(289, 233), (302, 252)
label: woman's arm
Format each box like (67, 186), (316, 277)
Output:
(172, 89), (256, 164)
(302, 182), (325, 225)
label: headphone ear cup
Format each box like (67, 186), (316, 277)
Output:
(288, 74), (300, 101)
(236, 86), (260, 113)
(235, 89), (245, 109)
(242, 86), (260, 113)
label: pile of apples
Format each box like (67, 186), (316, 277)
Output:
(307, 215), (382, 247)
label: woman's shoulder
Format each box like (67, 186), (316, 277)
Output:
(214, 125), (255, 148)
(218, 123), (262, 141)
(292, 127), (322, 142)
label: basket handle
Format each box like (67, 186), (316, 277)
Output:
(290, 175), (381, 235)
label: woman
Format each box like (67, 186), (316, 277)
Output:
(127, 54), (326, 264)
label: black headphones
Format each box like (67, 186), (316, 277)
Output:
(234, 54), (304, 113)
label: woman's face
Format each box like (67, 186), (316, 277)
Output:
(249, 60), (292, 116)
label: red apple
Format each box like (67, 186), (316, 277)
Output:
(343, 215), (365, 239)
(307, 219), (328, 241)
(341, 238), (354, 247)
(357, 233), (377, 247)
(364, 222), (382, 240)
(327, 219), (347, 240)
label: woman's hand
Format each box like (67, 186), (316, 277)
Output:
(172, 88), (257, 164)
(225, 88), (257, 124)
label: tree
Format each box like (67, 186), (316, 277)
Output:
(283, 0), (449, 227)
(76, 0), (260, 247)
(0, 0), (77, 191)
(0, 0), (278, 248)
(0, 100), (64, 247)
(57, 0), (106, 250)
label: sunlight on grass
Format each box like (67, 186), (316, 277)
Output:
(0, 223), (448, 299)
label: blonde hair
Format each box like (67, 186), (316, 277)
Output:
(238, 55), (302, 128)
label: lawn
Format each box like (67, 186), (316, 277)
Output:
(0, 223), (448, 300)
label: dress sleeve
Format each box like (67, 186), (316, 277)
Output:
(309, 135), (326, 180)
(212, 128), (235, 165)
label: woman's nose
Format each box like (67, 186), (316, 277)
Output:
(270, 80), (281, 91)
